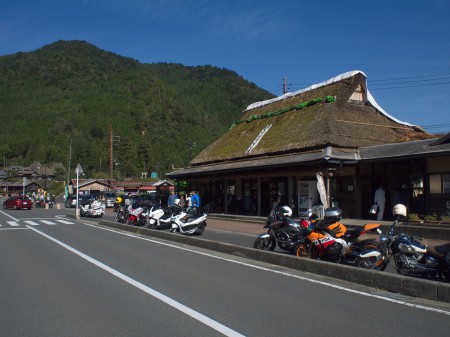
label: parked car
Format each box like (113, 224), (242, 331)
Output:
(65, 194), (77, 208)
(79, 194), (96, 206)
(3, 196), (32, 210)
(140, 192), (160, 208)
(100, 191), (117, 208)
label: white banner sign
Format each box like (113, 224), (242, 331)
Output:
(316, 172), (328, 209)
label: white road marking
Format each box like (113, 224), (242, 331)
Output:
(7, 221), (19, 227)
(40, 220), (56, 225)
(26, 225), (245, 337)
(24, 221), (40, 226)
(83, 222), (450, 317)
(56, 220), (73, 225)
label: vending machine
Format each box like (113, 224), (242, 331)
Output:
(297, 181), (319, 217)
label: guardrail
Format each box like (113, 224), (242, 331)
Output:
(97, 219), (450, 304)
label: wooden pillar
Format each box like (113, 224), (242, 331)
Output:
(257, 177), (262, 216)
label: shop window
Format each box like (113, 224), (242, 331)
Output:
(444, 174), (450, 194)
(429, 173), (450, 194)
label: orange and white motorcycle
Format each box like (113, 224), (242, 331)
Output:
(293, 207), (383, 269)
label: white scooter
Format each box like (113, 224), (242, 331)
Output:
(80, 200), (105, 218)
(169, 205), (207, 236)
(147, 204), (173, 230)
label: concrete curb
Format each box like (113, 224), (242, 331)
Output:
(99, 220), (450, 303)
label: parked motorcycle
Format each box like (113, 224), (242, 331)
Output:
(376, 204), (450, 280)
(293, 207), (382, 268)
(147, 204), (173, 230)
(80, 200), (105, 218)
(113, 205), (128, 223)
(254, 206), (307, 252)
(169, 205), (207, 235)
(127, 202), (149, 226)
(35, 199), (46, 208)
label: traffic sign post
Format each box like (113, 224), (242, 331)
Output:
(75, 164), (84, 218)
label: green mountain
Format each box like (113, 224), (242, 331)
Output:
(0, 40), (273, 179)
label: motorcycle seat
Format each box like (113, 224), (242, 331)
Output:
(427, 243), (450, 259)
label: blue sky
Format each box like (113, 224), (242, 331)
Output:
(1, 0), (449, 133)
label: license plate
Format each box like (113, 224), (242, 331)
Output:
(23, 202), (28, 205)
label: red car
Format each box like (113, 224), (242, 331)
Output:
(2, 196), (32, 210)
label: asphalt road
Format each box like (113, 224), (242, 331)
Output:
(1, 205), (450, 336)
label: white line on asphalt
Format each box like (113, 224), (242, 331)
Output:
(7, 221), (19, 227)
(24, 220), (40, 226)
(56, 220), (73, 224)
(0, 228), (28, 231)
(83, 222), (450, 317)
(0, 210), (19, 221)
(40, 220), (56, 225)
(26, 225), (245, 337)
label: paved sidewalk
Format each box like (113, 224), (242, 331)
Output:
(206, 214), (450, 244)
(207, 218), (264, 235)
(206, 215), (394, 235)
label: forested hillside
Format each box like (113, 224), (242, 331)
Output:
(0, 40), (273, 178)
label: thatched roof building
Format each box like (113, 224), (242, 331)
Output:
(167, 71), (448, 218)
(190, 70), (432, 166)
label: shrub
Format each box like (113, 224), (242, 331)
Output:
(406, 213), (421, 222)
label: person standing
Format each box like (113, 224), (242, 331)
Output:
(185, 192), (191, 208)
(168, 190), (176, 207)
(374, 184), (386, 220)
(271, 187), (279, 210)
(191, 191), (200, 215)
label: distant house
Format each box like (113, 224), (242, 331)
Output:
(0, 181), (42, 196)
(167, 70), (450, 218)
(13, 161), (66, 180)
(69, 179), (113, 195)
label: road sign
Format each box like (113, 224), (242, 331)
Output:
(75, 163), (84, 175)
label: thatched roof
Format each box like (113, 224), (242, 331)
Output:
(191, 71), (432, 166)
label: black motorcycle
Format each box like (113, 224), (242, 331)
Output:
(254, 206), (307, 252)
(113, 205), (128, 224)
(376, 209), (450, 281)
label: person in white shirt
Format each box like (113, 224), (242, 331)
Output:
(374, 185), (386, 220)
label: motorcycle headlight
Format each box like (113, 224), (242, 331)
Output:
(379, 235), (388, 243)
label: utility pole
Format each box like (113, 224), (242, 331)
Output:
(110, 124), (113, 187)
(110, 125), (121, 186)
(67, 139), (72, 184)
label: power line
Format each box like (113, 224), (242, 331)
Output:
(276, 71), (450, 93)
(369, 75), (450, 86)
(369, 72), (450, 82)
(369, 81), (450, 90)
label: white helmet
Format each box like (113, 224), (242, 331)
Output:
(174, 199), (181, 206)
(393, 204), (407, 217)
(279, 205), (293, 217)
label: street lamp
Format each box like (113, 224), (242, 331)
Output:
(75, 163), (84, 218)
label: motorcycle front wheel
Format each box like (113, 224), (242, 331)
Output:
(356, 256), (382, 269)
(293, 242), (314, 258)
(254, 236), (276, 251)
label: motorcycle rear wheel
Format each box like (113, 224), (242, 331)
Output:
(194, 222), (206, 236)
(254, 236), (276, 251)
